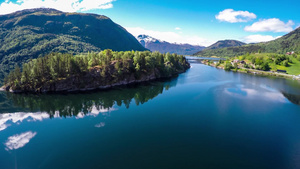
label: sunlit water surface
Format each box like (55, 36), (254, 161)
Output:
(1, 58), (300, 169)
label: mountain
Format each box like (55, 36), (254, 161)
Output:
(0, 8), (146, 80)
(137, 35), (205, 55)
(193, 40), (246, 56)
(194, 27), (300, 57)
(204, 40), (246, 50)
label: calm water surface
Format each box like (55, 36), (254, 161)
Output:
(1, 58), (300, 169)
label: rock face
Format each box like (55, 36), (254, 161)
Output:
(42, 71), (156, 93)
(137, 35), (205, 55)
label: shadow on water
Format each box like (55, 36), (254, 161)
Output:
(282, 92), (300, 105)
(0, 78), (178, 116)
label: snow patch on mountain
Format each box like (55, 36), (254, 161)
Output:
(135, 34), (206, 55)
(137, 35), (164, 45)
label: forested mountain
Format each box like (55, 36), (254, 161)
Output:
(137, 35), (205, 55)
(204, 40), (246, 50)
(193, 40), (246, 56)
(194, 27), (300, 57)
(0, 8), (146, 81)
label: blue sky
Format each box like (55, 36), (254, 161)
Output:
(0, 0), (299, 46)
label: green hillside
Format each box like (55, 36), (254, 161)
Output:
(0, 8), (146, 82)
(194, 27), (300, 57)
(204, 40), (246, 50)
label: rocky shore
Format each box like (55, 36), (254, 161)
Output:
(1, 62), (190, 94)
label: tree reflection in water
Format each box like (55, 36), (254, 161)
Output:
(1, 80), (178, 117)
(282, 92), (300, 105)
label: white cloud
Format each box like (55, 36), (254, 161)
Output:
(243, 34), (280, 43)
(216, 9), (256, 23)
(0, 123), (10, 131)
(175, 27), (181, 30)
(125, 27), (213, 46)
(76, 107), (115, 119)
(0, 105), (115, 132)
(244, 18), (294, 33)
(0, 112), (50, 132)
(5, 131), (37, 150)
(0, 0), (115, 15)
(225, 86), (287, 103)
(95, 122), (105, 128)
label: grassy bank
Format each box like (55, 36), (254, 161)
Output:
(202, 53), (300, 81)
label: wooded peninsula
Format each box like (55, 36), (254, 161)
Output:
(2, 50), (190, 93)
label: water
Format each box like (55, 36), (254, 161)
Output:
(1, 59), (300, 169)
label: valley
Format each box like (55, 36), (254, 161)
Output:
(0, 4), (299, 169)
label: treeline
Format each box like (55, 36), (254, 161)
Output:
(4, 50), (189, 91)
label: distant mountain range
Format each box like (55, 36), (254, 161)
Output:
(193, 40), (246, 56)
(0, 8), (146, 80)
(204, 40), (246, 50)
(137, 35), (205, 55)
(194, 27), (300, 57)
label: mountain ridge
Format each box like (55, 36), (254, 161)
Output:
(194, 27), (300, 57)
(0, 8), (146, 81)
(204, 40), (246, 50)
(137, 34), (205, 55)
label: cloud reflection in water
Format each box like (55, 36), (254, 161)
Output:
(5, 131), (37, 151)
(225, 84), (288, 103)
(95, 122), (105, 128)
(0, 112), (49, 131)
(0, 106), (114, 132)
(0, 80), (176, 132)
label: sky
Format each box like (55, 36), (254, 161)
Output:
(0, 0), (299, 46)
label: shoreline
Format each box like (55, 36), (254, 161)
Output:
(202, 61), (300, 81)
(1, 69), (188, 94)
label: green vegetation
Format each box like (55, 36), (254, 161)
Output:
(224, 61), (233, 71)
(0, 8), (146, 83)
(194, 27), (300, 57)
(220, 53), (300, 75)
(3, 50), (189, 93)
(204, 40), (246, 50)
(194, 44), (262, 58)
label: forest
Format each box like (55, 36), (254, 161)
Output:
(0, 8), (146, 82)
(3, 50), (189, 92)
